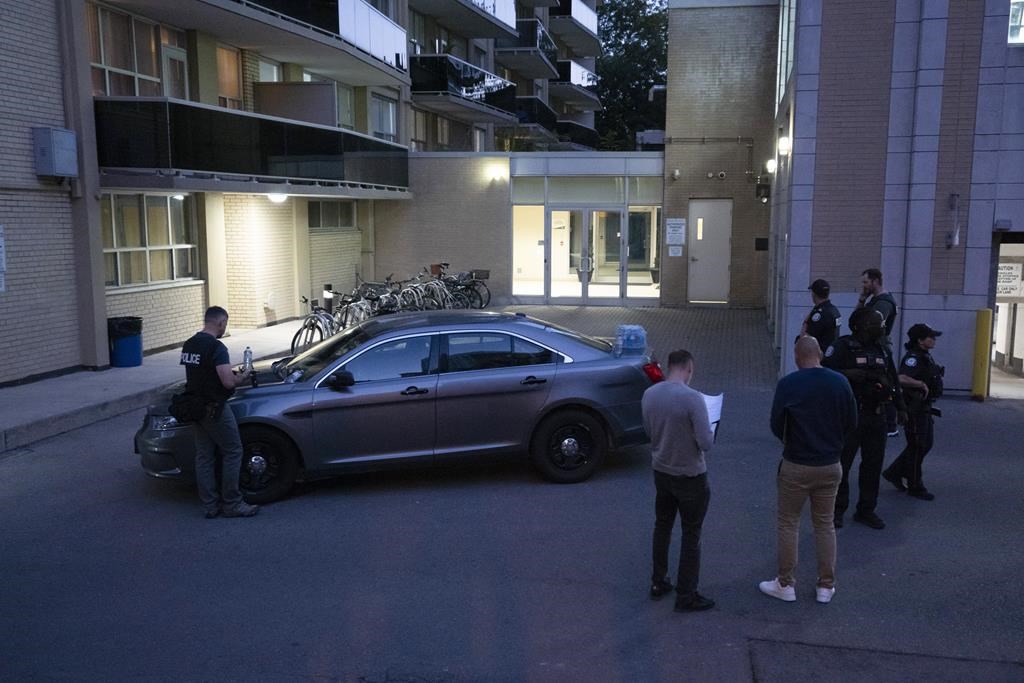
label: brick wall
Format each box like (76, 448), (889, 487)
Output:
(242, 49), (259, 113)
(105, 282), (206, 352)
(929, 0), (983, 294)
(661, 5), (778, 307)
(809, 1), (895, 287)
(0, 2), (81, 384)
(223, 195), (299, 327)
(309, 231), (363, 299)
(373, 156), (511, 300)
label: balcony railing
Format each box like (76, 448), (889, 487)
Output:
(554, 60), (597, 88)
(338, 0), (407, 70)
(411, 55), (516, 118)
(407, 0), (517, 38)
(514, 96), (558, 132)
(495, 19), (558, 78)
(550, 0), (597, 36)
(557, 120), (600, 149)
(94, 97), (408, 189)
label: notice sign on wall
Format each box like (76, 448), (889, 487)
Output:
(666, 218), (686, 246)
(997, 262), (1023, 297)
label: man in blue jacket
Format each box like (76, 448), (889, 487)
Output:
(760, 336), (857, 604)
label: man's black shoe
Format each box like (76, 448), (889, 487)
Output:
(907, 488), (935, 501)
(882, 468), (907, 492)
(674, 592), (715, 612)
(833, 514), (843, 529)
(650, 579), (674, 600)
(853, 511), (886, 529)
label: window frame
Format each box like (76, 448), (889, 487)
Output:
(308, 200), (357, 234)
(318, 333), (438, 386)
(371, 93), (399, 142)
(1011, 0), (1024, 44)
(102, 192), (199, 289)
(440, 331), (563, 373)
(88, 2), (168, 97)
(216, 44), (243, 110)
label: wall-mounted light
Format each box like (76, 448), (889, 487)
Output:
(486, 162), (509, 182)
(171, 194), (185, 201)
(267, 193), (288, 203)
(765, 159), (777, 174)
(777, 137), (792, 156)
(671, 169), (680, 180)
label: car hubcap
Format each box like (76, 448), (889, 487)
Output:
(248, 454), (267, 476)
(550, 426), (591, 470)
(560, 437), (580, 458)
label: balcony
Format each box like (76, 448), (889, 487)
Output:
(94, 98), (409, 194)
(548, 0), (600, 57)
(410, 55), (517, 124)
(495, 20), (558, 79)
(549, 60), (601, 110)
(556, 120), (600, 150)
(407, 0), (517, 39)
(497, 96), (559, 143)
(103, 0), (407, 86)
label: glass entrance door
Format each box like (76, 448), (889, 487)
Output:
(626, 206), (661, 300)
(549, 209), (586, 300)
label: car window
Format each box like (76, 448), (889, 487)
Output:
(284, 326), (370, 380)
(444, 333), (554, 372)
(343, 336), (432, 382)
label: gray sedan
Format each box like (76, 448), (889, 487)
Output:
(135, 311), (662, 503)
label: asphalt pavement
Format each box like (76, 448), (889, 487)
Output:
(1, 305), (1022, 680)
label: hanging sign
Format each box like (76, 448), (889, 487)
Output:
(997, 262), (1023, 297)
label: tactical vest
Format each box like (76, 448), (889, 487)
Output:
(844, 337), (893, 408)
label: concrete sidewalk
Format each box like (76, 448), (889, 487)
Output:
(0, 322), (300, 454)
(0, 305), (777, 455)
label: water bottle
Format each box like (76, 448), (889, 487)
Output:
(242, 346), (253, 372)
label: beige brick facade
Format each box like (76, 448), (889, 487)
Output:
(310, 231), (363, 299)
(662, 5), (778, 307)
(105, 282), (206, 352)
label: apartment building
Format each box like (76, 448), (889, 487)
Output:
(0, 0), (606, 385)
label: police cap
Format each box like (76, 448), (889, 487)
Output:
(908, 323), (942, 341)
(809, 279), (830, 297)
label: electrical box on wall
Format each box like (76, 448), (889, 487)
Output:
(32, 127), (78, 178)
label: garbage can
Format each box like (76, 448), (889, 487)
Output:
(108, 316), (143, 367)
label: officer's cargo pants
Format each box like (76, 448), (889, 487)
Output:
(835, 408), (887, 515)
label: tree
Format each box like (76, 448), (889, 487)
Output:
(595, 0), (667, 150)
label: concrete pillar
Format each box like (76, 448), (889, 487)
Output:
(199, 193), (228, 308)
(360, 200), (375, 281)
(293, 199), (311, 301)
(187, 30), (219, 105)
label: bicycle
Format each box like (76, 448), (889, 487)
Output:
(291, 296), (336, 355)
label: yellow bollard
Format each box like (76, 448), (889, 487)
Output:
(972, 308), (993, 401)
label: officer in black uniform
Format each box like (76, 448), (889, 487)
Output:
(823, 307), (906, 530)
(857, 268), (900, 436)
(883, 324), (944, 500)
(802, 279), (842, 351)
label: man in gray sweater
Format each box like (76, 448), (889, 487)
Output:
(642, 349), (716, 612)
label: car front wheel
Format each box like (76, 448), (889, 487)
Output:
(530, 409), (607, 483)
(239, 426), (299, 504)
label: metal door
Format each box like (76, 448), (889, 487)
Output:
(687, 199), (732, 303)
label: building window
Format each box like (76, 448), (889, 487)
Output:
(308, 200), (356, 234)
(258, 59), (281, 82)
(87, 3), (163, 96)
(474, 127), (486, 152)
(371, 94), (398, 142)
(410, 110), (429, 151)
(1011, 1), (1024, 43)
(437, 117), (451, 149)
(217, 45), (243, 109)
(409, 10), (427, 55)
(338, 83), (355, 130)
(102, 194), (198, 287)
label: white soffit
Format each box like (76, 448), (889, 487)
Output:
(667, 0), (776, 8)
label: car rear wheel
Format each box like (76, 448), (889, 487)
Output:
(530, 409), (606, 483)
(239, 426), (299, 503)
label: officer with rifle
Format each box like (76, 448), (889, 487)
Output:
(823, 307), (906, 530)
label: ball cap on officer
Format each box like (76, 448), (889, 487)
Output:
(908, 323), (942, 341)
(809, 279), (830, 298)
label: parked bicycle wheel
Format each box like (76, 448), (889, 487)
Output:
(471, 280), (491, 308)
(461, 286), (483, 309)
(290, 319), (325, 355)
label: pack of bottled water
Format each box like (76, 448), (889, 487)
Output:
(614, 324), (647, 356)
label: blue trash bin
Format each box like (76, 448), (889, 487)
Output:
(108, 316), (143, 367)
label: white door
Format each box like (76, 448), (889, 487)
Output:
(687, 199), (732, 303)
(162, 46), (188, 99)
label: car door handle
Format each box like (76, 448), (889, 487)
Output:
(520, 376), (547, 385)
(401, 386), (429, 395)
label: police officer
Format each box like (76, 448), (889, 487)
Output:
(883, 324), (944, 500)
(857, 268), (900, 436)
(823, 307), (906, 530)
(802, 279), (841, 351)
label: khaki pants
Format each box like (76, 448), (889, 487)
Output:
(776, 459), (842, 589)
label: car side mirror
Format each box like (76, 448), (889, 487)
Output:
(326, 370), (355, 389)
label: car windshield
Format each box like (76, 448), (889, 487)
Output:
(283, 326), (371, 380)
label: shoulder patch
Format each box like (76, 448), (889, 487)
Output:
(825, 346), (835, 357)
(811, 312), (821, 322)
(905, 356), (917, 367)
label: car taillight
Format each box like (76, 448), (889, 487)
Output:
(642, 362), (664, 383)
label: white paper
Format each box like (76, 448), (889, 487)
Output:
(666, 218), (686, 245)
(702, 392), (723, 426)
(668, 245), (683, 257)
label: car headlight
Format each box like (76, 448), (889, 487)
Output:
(150, 415), (180, 430)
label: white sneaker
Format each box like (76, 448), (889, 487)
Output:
(759, 578), (796, 602)
(816, 586), (836, 604)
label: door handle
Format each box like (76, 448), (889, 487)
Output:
(401, 386), (429, 395)
(521, 376), (547, 385)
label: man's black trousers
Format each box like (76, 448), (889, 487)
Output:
(835, 409), (887, 515)
(652, 470), (710, 597)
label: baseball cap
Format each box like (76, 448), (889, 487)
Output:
(808, 279), (830, 297)
(908, 323), (942, 341)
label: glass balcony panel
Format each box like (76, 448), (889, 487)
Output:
(548, 0), (600, 55)
(556, 120), (600, 149)
(407, 0), (516, 38)
(550, 0), (597, 34)
(95, 98), (408, 188)
(494, 19), (558, 78)
(514, 96), (557, 131)
(410, 55), (517, 119)
(338, 0), (407, 69)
